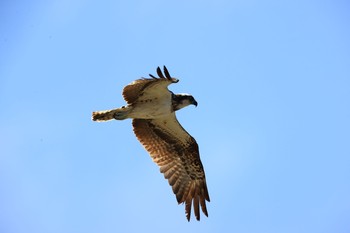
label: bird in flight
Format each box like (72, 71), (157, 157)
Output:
(92, 66), (210, 221)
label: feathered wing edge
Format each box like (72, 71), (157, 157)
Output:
(149, 66), (173, 80)
(132, 118), (210, 221)
(181, 176), (210, 221)
(123, 66), (178, 104)
(186, 179), (210, 221)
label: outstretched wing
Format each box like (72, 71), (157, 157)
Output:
(132, 114), (210, 221)
(122, 66), (178, 104)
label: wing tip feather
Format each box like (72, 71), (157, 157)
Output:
(185, 198), (192, 222)
(150, 66), (179, 83)
(184, 180), (210, 221)
(156, 66), (165, 79)
(163, 65), (172, 80)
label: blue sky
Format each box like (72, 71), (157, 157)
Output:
(1, 1), (350, 232)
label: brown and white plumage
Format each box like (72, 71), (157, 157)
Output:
(92, 66), (210, 221)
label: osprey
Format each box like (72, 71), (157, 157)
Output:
(92, 66), (210, 221)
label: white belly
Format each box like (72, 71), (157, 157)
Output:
(129, 98), (172, 119)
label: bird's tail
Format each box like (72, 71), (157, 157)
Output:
(92, 106), (130, 121)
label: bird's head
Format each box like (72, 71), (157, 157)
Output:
(172, 93), (198, 111)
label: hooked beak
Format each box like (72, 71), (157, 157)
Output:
(192, 100), (198, 107)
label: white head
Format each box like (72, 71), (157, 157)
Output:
(172, 93), (198, 111)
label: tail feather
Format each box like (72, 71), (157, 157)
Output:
(92, 107), (130, 121)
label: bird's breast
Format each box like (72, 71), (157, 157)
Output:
(129, 98), (173, 119)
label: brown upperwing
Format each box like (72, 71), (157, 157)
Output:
(122, 66), (177, 104)
(132, 114), (210, 221)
